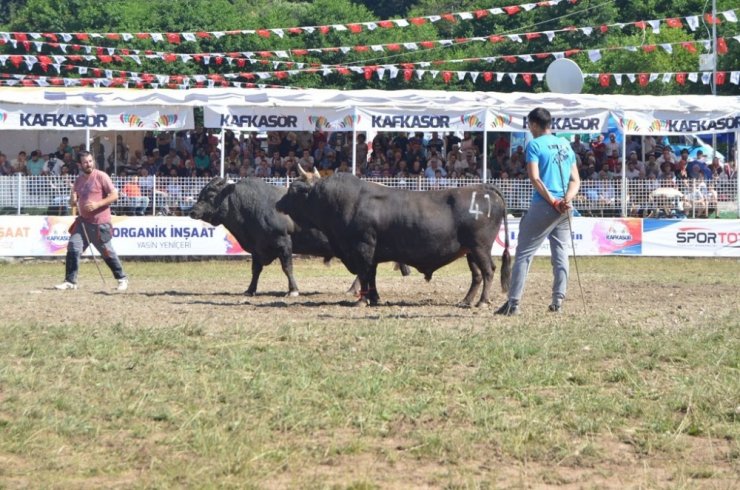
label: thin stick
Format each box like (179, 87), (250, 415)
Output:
(558, 158), (587, 313)
(79, 220), (107, 288)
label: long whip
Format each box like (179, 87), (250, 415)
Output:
(557, 156), (587, 313)
(79, 219), (108, 288)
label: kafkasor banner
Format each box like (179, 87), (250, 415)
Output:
(491, 217), (643, 256)
(0, 216), (246, 256)
(204, 106), (356, 131)
(356, 108), (487, 132)
(614, 110), (740, 135)
(487, 109), (610, 133)
(642, 219), (740, 257)
(0, 104), (194, 130)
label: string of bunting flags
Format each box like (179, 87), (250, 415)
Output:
(0, 0), (575, 43)
(0, 10), (735, 65)
(4, 36), (736, 78)
(0, 68), (736, 89)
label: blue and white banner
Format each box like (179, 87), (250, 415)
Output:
(642, 219), (740, 256)
(0, 104), (193, 130)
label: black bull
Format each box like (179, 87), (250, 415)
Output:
(276, 173), (511, 306)
(189, 177), (409, 296)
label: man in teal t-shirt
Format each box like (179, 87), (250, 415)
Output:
(495, 107), (580, 316)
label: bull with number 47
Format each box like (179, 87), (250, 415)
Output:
(276, 167), (512, 307)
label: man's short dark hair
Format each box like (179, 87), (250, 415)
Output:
(78, 150), (92, 162)
(527, 107), (552, 129)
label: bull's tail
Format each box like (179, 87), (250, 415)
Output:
(487, 184), (512, 293)
(500, 211), (511, 292)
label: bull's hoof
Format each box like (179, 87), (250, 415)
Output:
(476, 301), (491, 308)
(424, 273), (433, 282)
(286, 290), (300, 298)
(244, 290), (256, 297)
(457, 301), (473, 309)
(346, 287), (360, 296)
(353, 297), (370, 307)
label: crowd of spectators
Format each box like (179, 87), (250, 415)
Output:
(1, 129), (737, 218)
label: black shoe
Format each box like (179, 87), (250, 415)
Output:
(548, 302), (562, 313)
(494, 301), (519, 316)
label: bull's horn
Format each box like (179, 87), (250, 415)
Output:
(297, 164), (309, 179)
(312, 168), (321, 180)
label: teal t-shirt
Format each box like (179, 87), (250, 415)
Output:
(525, 134), (576, 204)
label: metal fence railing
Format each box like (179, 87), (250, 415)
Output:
(0, 175), (738, 218)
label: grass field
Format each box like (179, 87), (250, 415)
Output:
(0, 257), (738, 488)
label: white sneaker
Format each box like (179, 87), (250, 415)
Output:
(116, 279), (128, 291)
(54, 281), (78, 290)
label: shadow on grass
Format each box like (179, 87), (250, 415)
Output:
(132, 290), (324, 298)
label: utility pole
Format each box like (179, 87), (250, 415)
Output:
(711, 0), (718, 161)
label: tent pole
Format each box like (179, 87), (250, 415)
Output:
(736, 130), (739, 218)
(482, 111), (488, 182)
(85, 128), (90, 151)
(351, 107), (358, 176)
(220, 128), (225, 178)
(621, 134), (627, 217)
(114, 131), (118, 176)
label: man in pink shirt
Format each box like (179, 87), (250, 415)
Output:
(55, 151), (128, 291)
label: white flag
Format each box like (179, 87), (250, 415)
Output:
(496, 72), (505, 82)
(394, 19), (409, 27)
(122, 33), (133, 41)
(429, 16), (441, 23)
(332, 24), (347, 31)
(730, 71), (739, 84)
(459, 12), (473, 20)
(701, 72), (711, 84)
(519, 55), (534, 62)
(272, 29), (285, 38)
(660, 44), (673, 54)
(371, 45), (384, 52)
(535, 73), (544, 82)
(212, 31), (225, 38)
(403, 43), (418, 50)
(507, 34), (522, 43)
(552, 51), (564, 59)
(457, 71), (467, 81)
(588, 50), (602, 62)
(388, 66), (399, 79)
(545, 31), (555, 42)
(416, 69), (425, 80)
(430, 70), (439, 79)
(182, 33), (196, 42)
(722, 10), (737, 22)
(150, 33), (164, 43)
(365, 23), (377, 31)
(649, 73), (659, 83)
(626, 73), (636, 83)
(648, 20), (660, 33)
(507, 73), (518, 83)
(688, 72), (698, 83)
(580, 27), (592, 36)
(685, 16), (699, 31)
(522, 3), (536, 11)
(662, 73), (673, 83)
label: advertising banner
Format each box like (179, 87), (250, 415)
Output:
(204, 106), (356, 131)
(642, 219), (740, 256)
(492, 217), (643, 256)
(614, 110), (740, 135)
(356, 108), (486, 132)
(486, 109), (610, 133)
(0, 216), (246, 257)
(0, 104), (193, 130)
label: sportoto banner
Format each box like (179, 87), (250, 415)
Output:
(355, 108), (486, 132)
(204, 106), (356, 131)
(0, 104), (193, 130)
(642, 219), (740, 256)
(0, 216), (246, 256)
(614, 110), (740, 135)
(491, 217), (643, 256)
(486, 109), (610, 132)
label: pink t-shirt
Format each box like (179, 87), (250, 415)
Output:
(73, 169), (116, 224)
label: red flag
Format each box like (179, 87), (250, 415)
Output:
(348, 24), (363, 33)
(483, 72), (493, 82)
(337, 67), (350, 75)
(525, 33), (541, 40)
(96, 46), (104, 56)
(504, 6), (521, 15)
(704, 13), (721, 25)
(354, 45), (369, 52)
(106, 33), (120, 40)
(488, 35), (504, 43)
(442, 71), (453, 83)
(363, 66), (376, 80)
(288, 27), (302, 35)
(275, 71), (288, 80)
(420, 41), (435, 49)
(599, 73), (610, 87)
(600, 24), (608, 33)
(256, 29), (271, 38)
(166, 33), (181, 44)
(403, 69), (413, 81)
(681, 42), (697, 53)
(502, 56), (517, 63)
(163, 54), (176, 63)
(634, 21), (647, 30)
(378, 20), (394, 28)
(535, 53), (550, 59)
(92, 68), (101, 77)
(97, 55), (112, 63)
(638, 73), (649, 87)
(196, 31), (210, 38)
(717, 37), (728, 55)
(715, 72), (726, 85)
(74, 33), (88, 41)
(237, 59), (246, 67)
(258, 51), (272, 58)
(215, 56), (223, 65)
(642, 45), (656, 53)
(565, 49), (581, 57)
(387, 44), (400, 51)
(135, 33), (149, 40)
(474, 10), (489, 19)
(441, 14), (456, 23)
(319, 25), (330, 35)
(292, 49), (308, 56)
(410, 17), (426, 25)
(666, 18), (683, 28)
(522, 73), (533, 86)
(21, 41), (30, 51)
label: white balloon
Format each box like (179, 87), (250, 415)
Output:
(545, 58), (584, 94)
